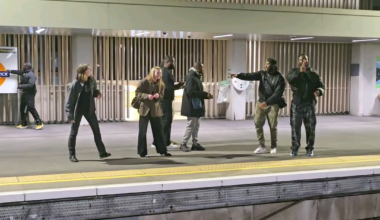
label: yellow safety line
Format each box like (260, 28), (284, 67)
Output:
(1, 156), (380, 186)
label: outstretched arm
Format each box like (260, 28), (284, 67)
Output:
(236, 71), (263, 81)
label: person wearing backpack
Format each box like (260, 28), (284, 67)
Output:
(237, 58), (286, 154)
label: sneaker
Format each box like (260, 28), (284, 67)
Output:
(100, 152), (111, 159)
(151, 144), (156, 148)
(191, 143), (205, 151)
(140, 154), (149, 158)
(290, 150), (298, 157)
(306, 150), (314, 157)
(180, 143), (191, 152)
(69, 156), (79, 162)
(254, 146), (267, 154)
(166, 144), (178, 150)
(36, 123), (44, 130)
(270, 148), (277, 154)
(161, 153), (172, 157)
(16, 124), (27, 129)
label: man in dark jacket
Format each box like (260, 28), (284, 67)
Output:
(7, 63), (44, 130)
(180, 62), (213, 152)
(286, 54), (325, 157)
(152, 56), (184, 149)
(237, 58), (286, 154)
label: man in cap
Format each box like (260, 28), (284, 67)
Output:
(237, 58), (286, 154)
(7, 62), (44, 130)
(286, 54), (324, 157)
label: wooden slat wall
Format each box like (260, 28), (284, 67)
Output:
(184, 0), (359, 9)
(93, 37), (227, 121)
(0, 34), (71, 125)
(246, 41), (351, 117)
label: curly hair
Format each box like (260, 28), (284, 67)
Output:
(76, 64), (90, 82)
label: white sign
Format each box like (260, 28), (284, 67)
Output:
(0, 47), (18, 94)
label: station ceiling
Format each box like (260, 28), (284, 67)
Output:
(0, 26), (376, 44)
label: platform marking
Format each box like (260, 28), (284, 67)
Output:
(1, 155), (380, 186)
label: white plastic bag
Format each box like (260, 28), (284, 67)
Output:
(246, 82), (256, 103)
(217, 83), (230, 103)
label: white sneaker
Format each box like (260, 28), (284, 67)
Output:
(270, 148), (277, 154)
(167, 144), (178, 150)
(151, 144), (156, 148)
(254, 146), (267, 154)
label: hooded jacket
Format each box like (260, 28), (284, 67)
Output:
(181, 67), (209, 118)
(10, 69), (37, 94)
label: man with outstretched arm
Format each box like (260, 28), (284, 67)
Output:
(237, 58), (286, 154)
(7, 63), (44, 130)
(286, 54), (325, 157)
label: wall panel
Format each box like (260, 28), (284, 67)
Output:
(0, 34), (71, 125)
(93, 37), (227, 121)
(184, 0), (359, 9)
(246, 41), (351, 117)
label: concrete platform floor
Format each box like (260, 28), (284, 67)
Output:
(0, 115), (379, 192)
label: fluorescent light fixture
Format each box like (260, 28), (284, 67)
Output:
(290, 37), (314, 41)
(35, 28), (45, 34)
(213, 34), (233, 39)
(352, 39), (378, 42)
(135, 31), (150, 36)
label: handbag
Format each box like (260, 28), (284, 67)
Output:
(131, 96), (141, 109)
(191, 98), (203, 110)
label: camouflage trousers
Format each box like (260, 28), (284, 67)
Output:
(290, 103), (317, 151)
(254, 102), (280, 149)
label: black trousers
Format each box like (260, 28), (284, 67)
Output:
(138, 112), (168, 156)
(68, 112), (107, 157)
(153, 100), (173, 146)
(20, 92), (41, 125)
(290, 103), (317, 151)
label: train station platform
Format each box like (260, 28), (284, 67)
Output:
(1, 115), (380, 219)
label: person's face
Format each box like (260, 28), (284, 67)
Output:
(196, 64), (204, 74)
(85, 67), (92, 77)
(298, 55), (309, 66)
(154, 69), (162, 80)
(169, 58), (176, 70)
(264, 61), (271, 71)
(22, 64), (29, 70)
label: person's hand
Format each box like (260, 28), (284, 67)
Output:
(300, 61), (307, 72)
(181, 85), (185, 89)
(6, 69), (10, 73)
(153, 93), (159, 99)
(207, 93), (213, 99)
(178, 81), (185, 86)
(97, 94), (102, 99)
(148, 94), (154, 100)
(71, 120), (75, 124)
(259, 102), (268, 109)
(314, 91), (320, 97)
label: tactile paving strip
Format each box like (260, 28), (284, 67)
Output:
(1, 155), (380, 186)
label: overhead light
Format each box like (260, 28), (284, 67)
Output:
(290, 37), (314, 41)
(213, 34), (233, 39)
(35, 28), (45, 34)
(352, 39), (378, 42)
(135, 31), (150, 36)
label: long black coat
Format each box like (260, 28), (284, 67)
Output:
(181, 68), (209, 118)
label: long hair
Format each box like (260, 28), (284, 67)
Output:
(146, 66), (165, 94)
(76, 64), (90, 82)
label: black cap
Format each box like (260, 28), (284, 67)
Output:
(266, 58), (277, 66)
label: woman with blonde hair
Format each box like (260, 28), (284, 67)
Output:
(136, 66), (172, 157)
(65, 64), (111, 162)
